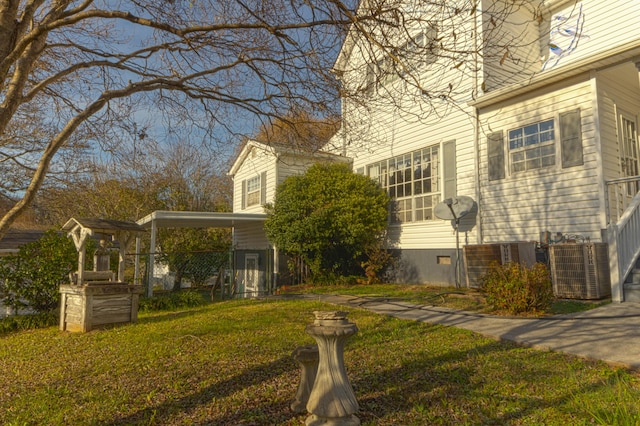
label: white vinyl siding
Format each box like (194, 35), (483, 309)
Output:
(481, 0), (541, 92)
(540, 0), (640, 71)
(479, 77), (602, 242)
(233, 146), (273, 213)
(482, 0), (640, 92)
(597, 62), (640, 181)
(367, 26), (440, 93)
(341, 81), (477, 249)
(233, 221), (271, 250)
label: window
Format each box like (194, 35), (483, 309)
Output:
(540, 1), (589, 72)
(366, 26), (439, 93)
(242, 171), (266, 209)
(246, 175), (261, 207)
(367, 145), (442, 223)
(508, 119), (555, 173)
(490, 110), (582, 180)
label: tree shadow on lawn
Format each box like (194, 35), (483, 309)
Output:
(351, 337), (611, 424)
(101, 354), (304, 425)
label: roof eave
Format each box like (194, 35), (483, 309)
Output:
(469, 40), (640, 110)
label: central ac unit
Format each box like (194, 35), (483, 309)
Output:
(548, 243), (610, 300)
(463, 242), (536, 288)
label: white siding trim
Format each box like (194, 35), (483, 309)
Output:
(591, 70), (607, 229)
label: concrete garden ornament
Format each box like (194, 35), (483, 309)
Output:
(304, 311), (360, 426)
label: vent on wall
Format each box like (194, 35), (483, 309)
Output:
(549, 243), (610, 300)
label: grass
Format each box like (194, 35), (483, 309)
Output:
(1, 296), (638, 425)
(278, 283), (611, 316)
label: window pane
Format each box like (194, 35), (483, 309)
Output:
(541, 155), (555, 167)
(512, 162), (525, 173)
(541, 144), (555, 156)
(509, 129), (523, 150)
(524, 123), (539, 146)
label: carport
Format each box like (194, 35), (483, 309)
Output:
(135, 210), (268, 297)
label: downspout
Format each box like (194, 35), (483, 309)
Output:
(473, 3), (483, 244)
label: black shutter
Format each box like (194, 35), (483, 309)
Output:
(487, 131), (505, 181)
(560, 109), (583, 168)
(241, 179), (247, 210)
(260, 171), (267, 204)
(443, 140), (456, 198)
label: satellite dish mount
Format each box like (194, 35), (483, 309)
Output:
(434, 196), (475, 288)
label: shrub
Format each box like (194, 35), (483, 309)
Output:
(138, 290), (208, 312)
(0, 230), (77, 313)
(0, 311), (58, 335)
(264, 162), (389, 283)
(480, 261), (554, 315)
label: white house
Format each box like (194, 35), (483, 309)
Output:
(227, 140), (351, 295)
(142, 0), (640, 302)
(324, 0), (640, 301)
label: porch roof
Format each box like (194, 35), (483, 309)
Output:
(136, 210), (267, 229)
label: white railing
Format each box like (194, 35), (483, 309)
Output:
(606, 179), (640, 302)
(606, 176), (640, 224)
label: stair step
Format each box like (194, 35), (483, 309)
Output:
(624, 282), (640, 302)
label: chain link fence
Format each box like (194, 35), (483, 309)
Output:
(126, 250), (233, 299)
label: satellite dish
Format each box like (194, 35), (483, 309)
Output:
(434, 195), (476, 289)
(434, 196), (475, 221)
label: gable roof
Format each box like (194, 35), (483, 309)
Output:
(62, 218), (146, 235)
(227, 139), (350, 176)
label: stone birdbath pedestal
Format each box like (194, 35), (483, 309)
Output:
(305, 310), (360, 426)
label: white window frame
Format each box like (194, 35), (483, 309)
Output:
(508, 118), (556, 174)
(246, 175), (261, 207)
(367, 144), (440, 224)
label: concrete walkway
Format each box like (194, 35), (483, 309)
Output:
(306, 294), (640, 370)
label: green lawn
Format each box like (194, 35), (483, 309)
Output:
(1, 297), (638, 425)
(278, 283), (610, 316)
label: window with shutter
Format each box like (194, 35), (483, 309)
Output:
(246, 176), (261, 207)
(366, 143), (441, 223)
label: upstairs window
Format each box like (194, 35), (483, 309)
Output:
(508, 119), (555, 173)
(366, 25), (439, 94)
(242, 171), (266, 209)
(246, 175), (261, 207)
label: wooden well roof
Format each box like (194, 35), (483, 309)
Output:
(62, 218), (146, 235)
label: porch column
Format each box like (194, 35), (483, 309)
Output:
(146, 219), (157, 298)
